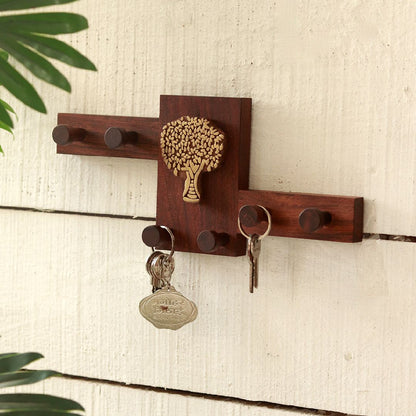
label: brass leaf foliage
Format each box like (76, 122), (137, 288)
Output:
(160, 116), (225, 176)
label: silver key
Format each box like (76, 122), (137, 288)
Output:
(159, 254), (175, 284)
(146, 252), (175, 292)
(146, 251), (162, 279)
(146, 251), (163, 291)
(247, 234), (261, 293)
(152, 254), (174, 292)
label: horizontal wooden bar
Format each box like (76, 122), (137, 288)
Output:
(239, 189), (363, 243)
(56, 113), (160, 160)
(53, 104), (363, 250)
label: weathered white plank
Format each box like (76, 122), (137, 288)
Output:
(1, 1), (416, 234)
(1, 209), (415, 415)
(10, 378), (311, 416)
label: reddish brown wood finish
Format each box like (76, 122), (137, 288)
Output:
(52, 125), (86, 145)
(239, 205), (269, 228)
(56, 113), (160, 160)
(142, 225), (172, 250)
(239, 190), (363, 242)
(197, 231), (230, 253)
(157, 95), (252, 256)
(299, 208), (332, 233)
(55, 95), (364, 254)
(104, 127), (137, 149)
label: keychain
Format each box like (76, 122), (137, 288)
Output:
(139, 226), (198, 330)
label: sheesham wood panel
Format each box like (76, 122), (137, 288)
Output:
(11, 378), (312, 416)
(1, 1), (416, 235)
(1, 209), (416, 416)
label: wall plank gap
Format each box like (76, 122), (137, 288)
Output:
(0, 205), (156, 222)
(60, 373), (361, 416)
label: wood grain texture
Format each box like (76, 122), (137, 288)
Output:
(239, 190), (363, 242)
(10, 378), (314, 416)
(57, 113), (160, 160)
(157, 95), (251, 256)
(0, 1), (416, 235)
(1, 209), (416, 416)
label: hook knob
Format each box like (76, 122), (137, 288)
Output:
(238, 205), (269, 228)
(52, 125), (86, 145)
(197, 231), (230, 253)
(299, 208), (331, 233)
(104, 127), (137, 149)
(142, 225), (172, 249)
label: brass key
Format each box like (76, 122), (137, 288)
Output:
(247, 234), (261, 293)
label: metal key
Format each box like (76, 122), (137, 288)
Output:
(159, 254), (175, 286)
(146, 251), (163, 291)
(146, 252), (175, 292)
(247, 234), (261, 293)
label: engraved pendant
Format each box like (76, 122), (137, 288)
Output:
(139, 286), (198, 330)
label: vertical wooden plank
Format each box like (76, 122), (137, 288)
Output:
(157, 95), (251, 255)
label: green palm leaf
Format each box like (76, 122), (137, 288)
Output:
(0, 0), (96, 151)
(0, 99), (15, 115)
(0, 100), (13, 127)
(0, 354), (17, 359)
(0, 353), (84, 414)
(0, 36), (71, 91)
(0, 57), (46, 112)
(0, 0), (77, 11)
(0, 370), (59, 388)
(0, 394), (84, 411)
(0, 120), (13, 139)
(0, 412), (83, 416)
(0, 13), (88, 35)
(8, 33), (96, 70)
(0, 353), (43, 373)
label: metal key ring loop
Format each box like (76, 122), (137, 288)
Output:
(153, 253), (173, 288)
(151, 226), (175, 260)
(238, 205), (272, 241)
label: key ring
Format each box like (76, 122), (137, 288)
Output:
(151, 226), (175, 261)
(150, 252), (173, 289)
(237, 205), (272, 240)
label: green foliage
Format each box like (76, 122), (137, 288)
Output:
(0, 0), (96, 147)
(0, 0), (77, 11)
(0, 353), (84, 415)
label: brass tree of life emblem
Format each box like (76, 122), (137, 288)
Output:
(160, 116), (226, 203)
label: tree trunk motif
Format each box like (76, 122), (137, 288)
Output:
(183, 161), (205, 202)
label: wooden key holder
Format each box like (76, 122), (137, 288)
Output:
(53, 95), (363, 257)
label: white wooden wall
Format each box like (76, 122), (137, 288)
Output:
(1, 1), (416, 415)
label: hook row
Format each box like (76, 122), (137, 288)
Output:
(142, 204), (332, 254)
(52, 124), (139, 150)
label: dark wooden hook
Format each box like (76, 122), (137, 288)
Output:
(197, 231), (230, 253)
(104, 127), (137, 149)
(52, 125), (86, 145)
(239, 205), (269, 228)
(142, 225), (172, 250)
(298, 208), (332, 233)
